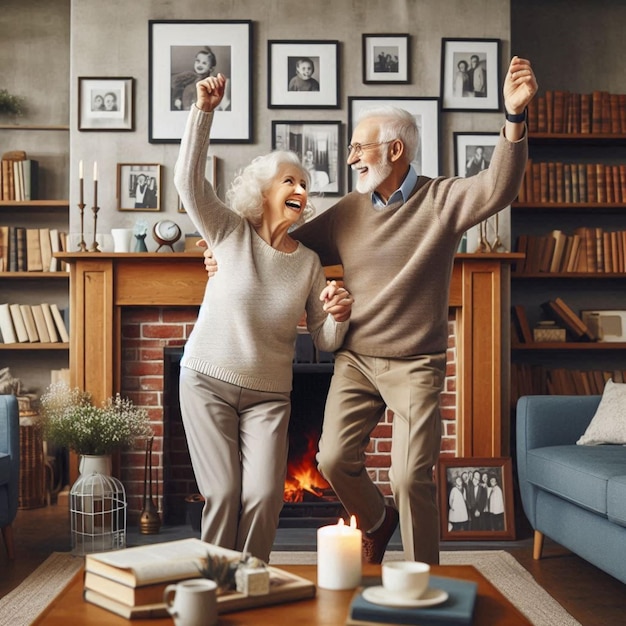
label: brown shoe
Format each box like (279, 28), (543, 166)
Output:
(362, 505), (399, 564)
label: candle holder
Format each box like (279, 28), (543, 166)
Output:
(89, 205), (101, 252)
(77, 202), (88, 252)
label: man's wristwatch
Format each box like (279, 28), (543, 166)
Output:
(505, 108), (527, 123)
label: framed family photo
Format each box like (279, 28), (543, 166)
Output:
(437, 456), (515, 541)
(440, 38), (501, 112)
(268, 40), (340, 109)
(272, 121), (342, 196)
(362, 33), (410, 84)
(116, 163), (162, 212)
(78, 77), (134, 131)
(347, 96), (440, 191)
(148, 20), (252, 143)
(454, 131), (510, 253)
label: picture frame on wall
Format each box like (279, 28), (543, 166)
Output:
(268, 40), (340, 109)
(178, 156), (216, 212)
(78, 77), (134, 131)
(148, 20), (252, 143)
(454, 131), (510, 253)
(116, 163), (162, 212)
(347, 96), (439, 191)
(362, 33), (410, 84)
(437, 456), (515, 541)
(440, 38), (501, 112)
(271, 121), (342, 196)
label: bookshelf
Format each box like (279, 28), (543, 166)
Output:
(511, 122), (626, 401)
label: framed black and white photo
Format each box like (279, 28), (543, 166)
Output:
(362, 34), (410, 84)
(178, 156), (216, 213)
(149, 20), (252, 143)
(440, 38), (501, 112)
(437, 457), (515, 541)
(454, 132), (510, 253)
(268, 40), (340, 109)
(117, 163), (162, 212)
(272, 121), (342, 196)
(78, 77), (134, 131)
(348, 96), (439, 191)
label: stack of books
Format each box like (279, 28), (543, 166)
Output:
(0, 225), (67, 273)
(1, 150), (39, 201)
(83, 538), (316, 619)
(0, 302), (69, 344)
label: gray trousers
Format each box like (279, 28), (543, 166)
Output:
(316, 350), (445, 564)
(179, 367), (290, 562)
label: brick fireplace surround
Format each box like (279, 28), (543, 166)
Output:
(60, 252), (517, 522)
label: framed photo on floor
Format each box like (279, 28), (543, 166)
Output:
(268, 40), (340, 109)
(116, 163), (162, 212)
(272, 121), (342, 196)
(148, 20), (252, 143)
(78, 77), (134, 131)
(454, 131), (510, 253)
(440, 38), (501, 112)
(437, 456), (515, 541)
(362, 33), (410, 84)
(347, 96), (439, 191)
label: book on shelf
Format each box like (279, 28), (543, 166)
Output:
(83, 538), (316, 618)
(30, 304), (51, 342)
(346, 576), (478, 626)
(0, 303), (17, 343)
(541, 297), (595, 341)
(512, 305), (533, 344)
(39, 228), (53, 273)
(49, 303), (70, 342)
(40, 303), (60, 342)
(26, 227), (43, 272)
(8, 303), (28, 343)
(0, 225), (9, 272)
(48, 228), (60, 271)
(19, 304), (39, 342)
(15, 226), (26, 271)
(22, 159), (39, 201)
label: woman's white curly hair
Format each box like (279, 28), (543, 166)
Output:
(225, 150), (316, 228)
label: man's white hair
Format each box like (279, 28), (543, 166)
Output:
(356, 105), (419, 161)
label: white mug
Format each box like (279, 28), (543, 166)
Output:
(163, 578), (218, 626)
(382, 561), (430, 599)
(110, 228), (133, 252)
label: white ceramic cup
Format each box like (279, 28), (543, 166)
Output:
(382, 561), (430, 599)
(163, 578), (218, 626)
(110, 228), (133, 252)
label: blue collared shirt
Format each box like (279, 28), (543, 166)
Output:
(372, 166), (418, 209)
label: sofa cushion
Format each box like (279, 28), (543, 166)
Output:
(0, 452), (9, 485)
(577, 379), (626, 445)
(608, 475), (626, 527)
(527, 444), (626, 515)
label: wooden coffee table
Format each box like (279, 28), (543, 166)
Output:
(34, 563), (531, 625)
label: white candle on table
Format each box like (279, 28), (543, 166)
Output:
(93, 161), (98, 207)
(317, 515), (362, 590)
(78, 160), (84, 205)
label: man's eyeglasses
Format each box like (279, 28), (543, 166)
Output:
(346, 140), (395, 157)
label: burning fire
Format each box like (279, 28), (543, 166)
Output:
(284, 432), (331, 502)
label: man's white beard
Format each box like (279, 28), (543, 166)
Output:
(355, 155), (393, 195)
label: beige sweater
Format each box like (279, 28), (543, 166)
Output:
(294, 129), (527, 357)
(174, 107), (348, 392)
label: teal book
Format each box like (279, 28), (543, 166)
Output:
(347, 575), (478, 626)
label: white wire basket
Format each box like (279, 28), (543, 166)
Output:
(70, 471), (127, 556)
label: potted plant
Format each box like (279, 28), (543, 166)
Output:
(0, 89), (26, 118)
(38, 381), (153, 475)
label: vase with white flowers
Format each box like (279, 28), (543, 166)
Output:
(39, 381), (153, 475)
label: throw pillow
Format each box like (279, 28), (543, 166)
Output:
(577, 378), (626, 445)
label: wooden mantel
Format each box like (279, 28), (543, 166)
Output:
(58, 251), (520, 461)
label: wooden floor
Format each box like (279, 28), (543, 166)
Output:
(1, 504), (625, 626)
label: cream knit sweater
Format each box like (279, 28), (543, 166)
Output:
(174, 107), (348, 392)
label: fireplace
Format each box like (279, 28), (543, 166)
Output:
(61, 252), (515, 523)
(161, 341), (347, 528)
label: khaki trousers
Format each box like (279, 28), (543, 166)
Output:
(179, 367), (290, 562)
(317, 350), (445, 564)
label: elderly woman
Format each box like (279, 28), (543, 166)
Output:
(173, 73), (353, 562)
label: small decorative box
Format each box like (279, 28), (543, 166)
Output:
(235, 566), (270, 596)
(533, 321), (566, 342)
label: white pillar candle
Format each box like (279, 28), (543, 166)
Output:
(317, 515), (362, 590)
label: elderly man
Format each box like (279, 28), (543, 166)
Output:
(203, 56), (537, 565)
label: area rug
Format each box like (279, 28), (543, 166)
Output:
(0, 550), (580, 626)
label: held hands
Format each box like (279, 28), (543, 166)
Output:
(197, 240), (218, 278)
(503, 56), (538, 115)
(195, 73), (227, 113)
(321, 280), (354, 323)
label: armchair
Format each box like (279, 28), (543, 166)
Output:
(0, 394), (19, 559)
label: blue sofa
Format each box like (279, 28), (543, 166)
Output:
(516, 394), (626, 584)
(0, 394), (19, 559)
